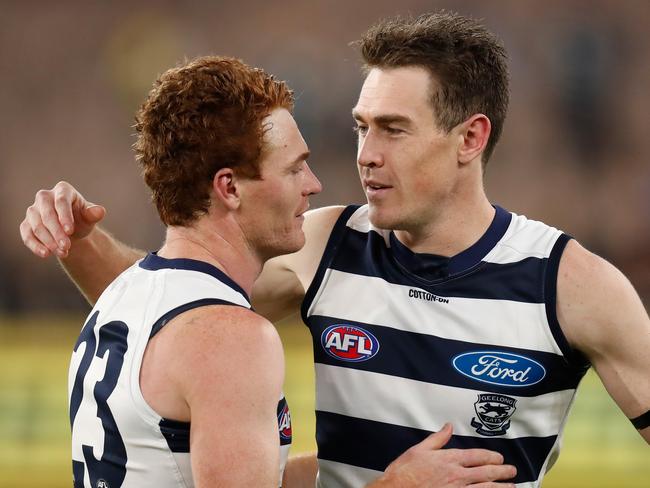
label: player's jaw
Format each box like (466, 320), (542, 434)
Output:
(362, 178), (405, 230)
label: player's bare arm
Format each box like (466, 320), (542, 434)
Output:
(367, 424), (516, 488)
(19, 181), (144, 304)
(252, 205), (345, 322)
(281, 427), (516, 488)
(282, 453), (318, 488)
(146, 305), (285, 486)
(558, 240), (650, 443)
(19, 182), (343, 315)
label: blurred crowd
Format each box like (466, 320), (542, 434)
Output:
(1, 0), (649, 312)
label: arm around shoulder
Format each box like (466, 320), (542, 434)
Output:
(252, 205), (346, 322)
(282, 453), (318, 488)
(557, 240), (650, 442)
(19, 181), (144, 305)
(61, 226), (145, 305)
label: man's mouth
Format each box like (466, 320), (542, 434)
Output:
(296, 204), (310, 217)
(365, 180), (392, 194)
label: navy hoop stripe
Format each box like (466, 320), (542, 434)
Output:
(159, 418), (191, 453)
(311, 314), (584, 396)
(316, 410), (553, 484)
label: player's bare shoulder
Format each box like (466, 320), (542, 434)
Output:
(303, 205), (347, 237)
(557, 239), (648, 354)
(295, 205), (346, 278)
(252, 205), (347, 322)
(180, 305), (283, 362)
(153, 305), (284, 401)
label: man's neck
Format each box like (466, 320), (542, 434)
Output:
(158, 219), (262, 296)
(393, 192), (495, 258)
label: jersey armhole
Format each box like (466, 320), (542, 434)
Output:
(300, 205), (360, 325)
(544, 233), (590, 371)
(149, 298), (248, 338)
(132, 298), (250, 428)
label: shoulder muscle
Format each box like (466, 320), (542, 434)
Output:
(557, 239), (650, 430)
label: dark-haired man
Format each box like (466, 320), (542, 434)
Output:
(21, 11), (649, 488)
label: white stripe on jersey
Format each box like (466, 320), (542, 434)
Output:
(316, 460), (382, 488)
(345, 205), (563, 265)
(485, 215), (562, 264)
(308, 269), (562, 355)
(316, 459), (542, 488)
(315, 364), (575, 439)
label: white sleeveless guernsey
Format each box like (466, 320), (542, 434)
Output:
(69, 253), (291, 488)
(302, 205), (589, 488)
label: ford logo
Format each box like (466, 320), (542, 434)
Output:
(321, 324), (380, 362)
(452, 351), (546, 387)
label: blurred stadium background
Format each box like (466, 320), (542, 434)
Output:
(1, 0), (648, 486)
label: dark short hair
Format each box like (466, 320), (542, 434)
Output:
(134, 56), (293, 226)
(357, 12), (509, 163)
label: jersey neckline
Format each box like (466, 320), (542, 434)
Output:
(139, 252), (250, 302)
(388, 205), (512, 281)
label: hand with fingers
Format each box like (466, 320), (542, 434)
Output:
(369, 424), (516, 488)
(19, 181), (106, 259)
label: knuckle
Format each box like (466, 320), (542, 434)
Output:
(33, 222), (47, 235)
(35, 189), (53, 203)
(54, 186), (73, 201)
(41, 205), (56, 218)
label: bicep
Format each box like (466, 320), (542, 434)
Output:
(174, 309), (286, 486)
(252, 256), (305, 322)
(190, 399), (280, 487)
(558, 241), (650, 438)
(282, 453), (318, 488)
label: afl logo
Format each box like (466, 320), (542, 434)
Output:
(321, 324), (380, 362)
(452, 351), (546, 387)
(277, 401), (292, 441)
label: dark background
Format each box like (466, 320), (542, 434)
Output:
(2, 0), (649, 313)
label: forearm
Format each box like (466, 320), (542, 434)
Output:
(365, 472), (404, 487)
(59, 226), (145, 305)
(282, 453), (318, 488)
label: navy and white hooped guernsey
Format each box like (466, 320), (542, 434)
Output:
(69, 253), (291, 488)
(302, 205), (589, 488)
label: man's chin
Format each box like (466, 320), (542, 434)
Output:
(269, 233), (305, 258)
(367, 207), (394, 231)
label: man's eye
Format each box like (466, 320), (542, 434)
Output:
(353, 125), (368, 136)
(385, 127), (403, 135)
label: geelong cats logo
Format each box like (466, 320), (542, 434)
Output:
(471, 394), (517, 436)
(321, 324), (380, 362)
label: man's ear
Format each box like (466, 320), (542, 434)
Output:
(212, 167), (241, 210)
(458, 114), (491, 164)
